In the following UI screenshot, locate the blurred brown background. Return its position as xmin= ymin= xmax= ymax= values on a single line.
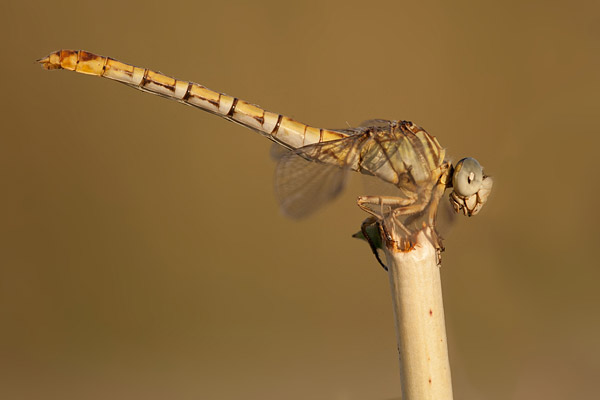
xmin=1 ymin=0 xmax=599 ymax=399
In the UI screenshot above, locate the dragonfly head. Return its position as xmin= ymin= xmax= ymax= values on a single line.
xmin=449 ymin=157 xmax=493 ymax=216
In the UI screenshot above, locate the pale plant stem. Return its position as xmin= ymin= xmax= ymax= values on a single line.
xmin=383 ymin=228 xmax=453 ymax=400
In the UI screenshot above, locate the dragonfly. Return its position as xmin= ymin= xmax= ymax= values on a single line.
xmin=38 ymin=50 xmax=493 ymax=259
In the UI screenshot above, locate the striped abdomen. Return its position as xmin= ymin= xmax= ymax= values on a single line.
xmin=38 ymin=50 xmax=346 ymax=150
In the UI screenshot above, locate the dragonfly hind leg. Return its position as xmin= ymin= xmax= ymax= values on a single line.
xmin=357 ymin=195 xmax=429 ymax=251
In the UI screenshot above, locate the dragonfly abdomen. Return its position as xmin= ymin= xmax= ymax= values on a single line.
xmin=38 ymin=50 xmax=346 ymax=150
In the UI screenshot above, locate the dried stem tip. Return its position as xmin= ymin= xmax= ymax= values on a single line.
xmin=383 ymin=227 xmax=453 ymax=400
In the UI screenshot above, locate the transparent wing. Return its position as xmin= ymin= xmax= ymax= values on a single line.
xmin=361 ymin=172 xmax=404 ymax=197
xmin=274 ymin=137 xmax=362 ymax=219
xmin=358 ymin=119 xmax=396 ymax=128
xmin=269 ymin=142 xmax=292 ymax=161
xmin=274 ymin=153 xmax=348 ymax=218
xmin=330 ymin=120 xmax=394 ymax=136
xmin=328 ymin=126 xmax=369 ymax=137
xmin=436 ymin=194 xmax=458 ymax=238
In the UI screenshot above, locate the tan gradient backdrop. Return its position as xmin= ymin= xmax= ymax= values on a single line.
xmin=2 ymin=1 xmax=599 ymax=399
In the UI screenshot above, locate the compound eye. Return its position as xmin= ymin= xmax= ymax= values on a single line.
xmin=452 ymin=157 xmax=483 ymax=197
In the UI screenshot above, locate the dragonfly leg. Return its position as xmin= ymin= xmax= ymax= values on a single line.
xmin=357 ymin=195 xmax=428 ymax=251
xmin=357 ymin=195 xmax=416 ymax=219
xmin=398 ymin=179 xmax=449 ymax=264
xmin=357 ymin=195 xmax=416 ymax=236
xmin=425 ymin=180 xmax=450 ymax=259
xmin=389 ymin=200 xmax=431 ymax=250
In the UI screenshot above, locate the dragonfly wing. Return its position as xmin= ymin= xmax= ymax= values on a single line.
xmin=274 ymin=153 xmax=348 ymax=218
xmin=361 ymin=172 xmax=404 ymax=197
xmin=436 ymin=193 xmax=458 ymax=238
xmin=358 ymin=119 xmax=395 ymax=128
xmin=274 ymin=137 xmax=361 ymax=219
xmin=269 ymin=142 xmax=292 ymax=161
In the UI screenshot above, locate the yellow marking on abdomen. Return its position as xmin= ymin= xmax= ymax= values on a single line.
xmin=231 ymin=100 xmax=265 ymax=131
xmin=76 ymin=51 xmax=107 ymax=75
xmin=274 ymin=117 xmax=309 ymax=148
xmin=104 ymin=59 xmax=145 ymax=85
xmin=185 ymin=84 xmax=220 ymax=111
xmin=141 ymin=70 xmax=178 ymax=97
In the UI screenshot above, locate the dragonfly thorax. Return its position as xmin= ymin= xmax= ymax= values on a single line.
xmin=356 ymin=121 xmax=446 ymax=196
